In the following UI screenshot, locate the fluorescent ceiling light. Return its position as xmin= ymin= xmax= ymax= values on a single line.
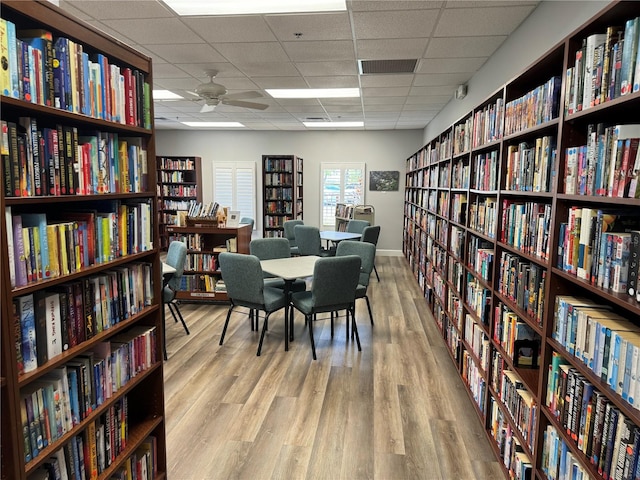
xmin=181 ymin=121 xmax=245 ymax=128
xmin=303 ymin=121 xmax=363 ymax=128
xmin=162 ymin=0 xmax=346 ymax=16
xmin=153 ymin=90 xmax=184 ymax=100
xmin=266 ymin=88 xmax=360 ymax=99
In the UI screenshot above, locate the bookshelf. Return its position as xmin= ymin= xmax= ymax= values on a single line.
xmin=156 ymin=155 xmax=202 ymax=250
xmin=262 ymin=154 xmax=303 ymax=238
xmin=0 ymin=2 xmax=166 ymax=479
xmin=334 ymin=203 xmax=375 ymax=231
xmin=403 ymin=3 xmax=640 ymax=479
xmin=166 ymin=223 xmax=251 ymax=302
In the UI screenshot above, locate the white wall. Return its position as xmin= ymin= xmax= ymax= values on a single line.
xmin=156 ymin=129 xmax=423 ymax=252
xmin=423 ymin=0 xmax=611 ymax=143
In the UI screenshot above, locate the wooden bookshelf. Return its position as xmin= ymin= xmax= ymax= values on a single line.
xmin=156 ymin=155 xmax=202 ymax=250
xmin=165 ymin=223 xmax=251 ymax=302
xmin=403 ymin=2 xmax=640 ymax=479
xmin=0 ymin=2 xmax=166 ymax=479
xmin=262 ymin=154 xmax=303 ymax=238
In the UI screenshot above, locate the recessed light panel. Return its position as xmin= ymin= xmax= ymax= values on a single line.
xmin=162 ymin=0 xmax=346 ymax=16
xmin=266 ymin=88 xmax=360 ymax=99
xmin=303 ymin=121 xmax=363 ymax=128
xmin=181 ymin=121 xmax=245 ymax=128
xmin=153 ymin=90 xmax=184 ymax=100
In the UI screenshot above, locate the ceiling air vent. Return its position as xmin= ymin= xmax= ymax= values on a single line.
xmin=358 ymin=59 xmax=418 ymax=75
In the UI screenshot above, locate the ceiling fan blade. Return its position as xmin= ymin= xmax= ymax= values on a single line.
xmin=222 ymin=99 xmax=269 ymax=110
xmin=222 ymin=91 xmax=263 ymax=100
xmin=200 ymin=103 xmax=216 ymax=113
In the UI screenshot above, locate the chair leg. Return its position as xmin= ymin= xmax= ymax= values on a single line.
xmin=373 ymin=264 xmax=380 ymax=282
xmin=257 ymin=311 xmax=271 ymax=356
xmin=170 ymin=301 xmax=190 ymax=335
xmin=351 ymin=306 xmax=361 ymax=351
xmin=365 ymin=295 xmax=374 ymax=325
xmin=167 ymin=302 xmax=179 ymax=324
xmin=219 ymin=305 xmax=235 ymax=345
xmin=307 ymin=314 xmax=317 ymax=360
xmin=249 ymin=309 xmax=254 ymax=331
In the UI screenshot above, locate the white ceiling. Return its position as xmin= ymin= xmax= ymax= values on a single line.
xmin=58 ymin=0 xmax=539 ymax=131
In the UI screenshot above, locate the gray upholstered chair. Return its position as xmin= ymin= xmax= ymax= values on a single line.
xmin=218 ymin=252 xmax=289 ymax=356
xmin=361 ymin=225 xmax=381 ymax=282
xmin=163 ymin=241 xmax=189 ymax=335
xmin=290 ymin=255 xmax=361 ymax=360
xmin=240 ymin=217 xmax=254 ymax=230
xmin=294 ymin=225 xmax=332 ymax=257
xmin=346 ymin=219 xmax=370 ymax=234
xmin=335 ymin=240 xmax=376 ymax=325
xmin=283 ymin=219 xmax=304 ymax=255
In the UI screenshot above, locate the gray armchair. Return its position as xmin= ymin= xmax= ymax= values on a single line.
xmin=346 ymin=219 xmax=370 ymax=234
xmin=283 ymin=219 xmax=304 ymax=256
xmin=240 ymin=217 xmax=255 ymax=230
xmin=361 ymin=225 xmax=381 ymax=281
xmin=163 ymin=241 xmax=189 ymax=335
xmin=336 ymin=240 xmax=376 ymax=325
xmin=290 ymin=255 xmax=361 ymax=360
xmin=218 ymin=252 xmax=289 ymax=356
xmin=294 ymin=225 xmax=332 ymax=257
xmin=250 ymin=237 xmax=307 ymax=293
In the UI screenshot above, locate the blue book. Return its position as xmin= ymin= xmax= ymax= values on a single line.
xmin=21 ymin=213 xmax=50 ymax=280
xmin=6 ymin=19 xmax=20 ymax=98
xmin=18 ymin=294 xmax=38 ymax=373
xmin=620 ymin=18 xmax=639 ymax=96
xmin=66 ymin=367 xmax=80 ymax=426
xmin=53 ymin=37 xmax=67 ymax=110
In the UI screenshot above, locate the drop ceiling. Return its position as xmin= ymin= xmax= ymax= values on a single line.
xmin=58 ymin=0 xmax=539 ymax=131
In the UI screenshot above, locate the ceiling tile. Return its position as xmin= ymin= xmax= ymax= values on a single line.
xmin=351 ymin=1 xmax=444 ymax=11
xmin=425 ymin=35 xmax=507 ymax=58
xmin=407 ymin=95 xmax=451 ymax=105
xmin=236 ymin=62 xmax=301 ymax=77
xmin=362 ymin=86 xmax=411 ymax=97
xmin=364 ymin=104 xmax=406 ymax=112
xmin=174 ymin=63 xmax=245 ymax=78
xmin=446 ymin=1 xmax=538 ymax=8
xmin=64 ymin=1 xmax=173 ymax=19
xmin=360 ymin=74 xmax=415 ymax=88
xmin=252 ymin=77 xmax=308 ymax=89
xmin=305 ymin=76 xmax=359 ymax=88
xmin=282 ymin=41 xmax=356 ymax=62
xmin=409 ymin=85 xmax=456 ymax=96
xmin=215 ymin=42 xmax=291 ymax=63
xmin=101 ymin=18 xmax=202 ymax=44
xmin=363 ymin=97 xmax=406 ymax=105
xmin=296 ymin=61 xmax=358 ymax=76
xmin=417 ymin=57 xmax=487 ymax=74
xmin=357 ymin=39 xmax=428 ymax=60
xmin=323 ymin=105 xmax=364 ymax=113
xmin=145 ymin=44 xmax=226 ymax=64
xmin=265 ymin=13 xmax=352 ymax=41
xmin=413 ymin=72 xmax=472 ymax=86
xmin=318 ymin=97 xmax=362 ymax=106
xmin=435 ymin=5 xmax=536 ymax=37
xmin=353 ymin=10 xmax=439 ymax=39
xmin=153 ymin=63 xmax=193 ymax=79
xmin=182 ymin=16 xmax=277 ymax=43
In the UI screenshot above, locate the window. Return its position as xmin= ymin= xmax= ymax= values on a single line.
xmin=213 ymin=162 xmax=256 ymax=228
xmin=320 ymin=163 xmax=365 ymax=228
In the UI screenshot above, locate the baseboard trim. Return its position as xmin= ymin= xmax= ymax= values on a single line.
xmin=377 ymin=249 xmax=403 ymax=257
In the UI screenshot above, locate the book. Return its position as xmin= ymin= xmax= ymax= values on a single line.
xmin=620 ymin=17 xmax=639 ymax=96
xmin=18 ymin=293 xmax=38 ymax=373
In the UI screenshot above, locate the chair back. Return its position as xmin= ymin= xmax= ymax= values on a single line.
xmin=165 ymin=241 xmax=187 ymax=290
xmin=346 ymin=219 xmax=370 ymax=234
xmin=218 ymin=253 xmax=266 ymax=308
xmin=283 ymin=219 xmax=304 ymax=247
xmin=335 ymin=240 xmax=375 ymax=287
xmin=361 ymin=225 xmax=380 ymax=246
xmin=240 ymin=217 xmax=254 ymax=230
xmin=311 ymin=255 xmax=361 ymax=311
xmin=294 ymin=225 xmax=322 ymax=256
xmin=250 ymin=237 xmax=291 ymax=260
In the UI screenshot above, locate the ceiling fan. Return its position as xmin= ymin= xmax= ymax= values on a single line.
xmin=190 ymin=70 xmax=268 ymax=112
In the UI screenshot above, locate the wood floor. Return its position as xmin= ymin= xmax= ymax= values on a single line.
xmin=162 ymin=256 xmax=504 ymax=479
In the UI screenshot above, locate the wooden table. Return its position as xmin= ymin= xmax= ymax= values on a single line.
xmin=260 ymin=255 xmax=320 ymax=350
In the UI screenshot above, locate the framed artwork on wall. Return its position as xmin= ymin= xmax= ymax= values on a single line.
xmin=369 ymin=171 xmax=399 ymax=191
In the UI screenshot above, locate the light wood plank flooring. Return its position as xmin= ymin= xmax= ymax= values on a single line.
xmin=163 ymin=256 xmax=504 ymax=479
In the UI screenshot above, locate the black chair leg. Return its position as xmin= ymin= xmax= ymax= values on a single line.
xmin=257 ymin=312 xmax=271 ymax=356
xmin=351 ymin=306 xmax=361 ymax=351
xmin=170 ymin=301 xmax=190 ymax=335
xmin=307 ymin=314 xmax=317 ymax=360
xmin=373 ymin=264 xmax=380 ymax=282
xmin=219 ymin=306 xmax=235 ymax=345
xmin=249 ymin=309 xmax=254 ymax=331
xmin=365 ymin=295 xmax=374 ymax=325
